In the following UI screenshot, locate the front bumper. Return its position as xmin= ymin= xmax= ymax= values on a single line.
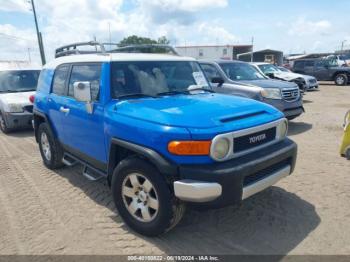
xmin=174 ymin=138 xmax=297 ymax=208
xmin=3 ymin=112 xmax=33 ymax=129
xmin=263 ymin=98 xmax=304 ymax=119
xmin=305 ymin=82 xmax=319 ymax=90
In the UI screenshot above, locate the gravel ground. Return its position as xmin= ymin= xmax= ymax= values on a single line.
xmin=0 ymin=82 xmax=349 ymax=255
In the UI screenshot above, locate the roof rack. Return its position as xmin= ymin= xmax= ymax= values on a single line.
xmin=111 ymin=44 xmax=179 ymax=56
xmin=55 ymin=42 xmax=179 ymax=58
xmin=55 ymin=41 xmax=109 ymax=58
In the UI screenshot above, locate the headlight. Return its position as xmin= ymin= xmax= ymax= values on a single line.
xmin=277 ymin=119 xmax=288 ymax=139
xmin=261 ymin=88 xmax=282 ymax=99
xmin=211 ymin=137 xmax=230 ymax=160
xmin=7 ymin=104 xmax=24 ymax=113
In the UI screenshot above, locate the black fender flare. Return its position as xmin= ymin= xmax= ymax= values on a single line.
xmin=107 ymin=138 xmax=178 ymax=183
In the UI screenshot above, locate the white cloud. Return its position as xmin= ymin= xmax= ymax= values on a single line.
xmin=143 ymin=0 xmax=227 ymax=12
xmin=0 ymin=0 xmax=234 ymax=63
xmin=0 ymin=24 xmax=39 ymax=61
xmin=288 ymin=18 xmax=332 ymax=37
xmin=0 ymin=0 xmax=30 ymax=13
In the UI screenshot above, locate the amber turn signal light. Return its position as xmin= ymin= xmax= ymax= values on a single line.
xmin=168 ymin=141 xmax=211 ymax=156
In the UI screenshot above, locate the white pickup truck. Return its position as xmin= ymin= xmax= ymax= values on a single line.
xmin=0 ymin=67 xmax=41 ymax=133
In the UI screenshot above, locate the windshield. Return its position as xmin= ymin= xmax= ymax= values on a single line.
xmin=258 ymin=64 xmax=281 ymax=75
xmin=111 ymin=61 xmax=209 ymax=98
xmin=0 ymin=70 xmax=40 ymax=93
xmin=219 ymin=62 xmax=266 ymax=81
xmin=278 ymin=67 xmax=290 ymax=72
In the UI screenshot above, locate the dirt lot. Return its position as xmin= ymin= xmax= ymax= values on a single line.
xmin=0 ymin=82 xmax=349 ymax=255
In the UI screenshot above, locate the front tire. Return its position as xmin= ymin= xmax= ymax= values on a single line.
xmin=335 ymin=74 xmax=348 ymax=86
xmin=111 ymin=157 xmax=185 ymax=236
xmin=38 ymin=123 xmax=64 ymax=169
xmin=0 ymin=113 xmax=10 ymax=134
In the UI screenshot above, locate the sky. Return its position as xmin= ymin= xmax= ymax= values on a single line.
xmin=0 ymin=0 xmax=350 ymax=64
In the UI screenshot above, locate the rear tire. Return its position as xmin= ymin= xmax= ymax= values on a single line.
xmin=0 ymin=113 xmax=10 ymax=134
xmin=38 ymin=122 xmax=64 ymax=169
xmin=345 ymin=148 xmax=350 ymax=160
xmin=111 ymin=157 xmax=185 ymax=236
xmin=334 ymin=74 xmax=348 ymax=86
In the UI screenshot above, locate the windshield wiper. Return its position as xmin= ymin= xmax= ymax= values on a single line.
xmin=0 ymin=90 xmax=18 ymax=93
xmin=116 ymin=93 xmax=157 ymax=100
xmin=156 ymin=91 xmax=188 ymax=96
xmin=187 ymin=86 xmax=214 ymax=93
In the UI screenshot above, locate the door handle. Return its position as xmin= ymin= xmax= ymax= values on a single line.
xmin=59 ymin=106 xmax=70 ymax=114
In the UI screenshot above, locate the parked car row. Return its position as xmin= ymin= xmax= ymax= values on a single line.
xmin=199 ymin=60 xmax=304 ymax=120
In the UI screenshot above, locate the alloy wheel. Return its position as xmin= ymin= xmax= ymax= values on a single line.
xmin=122 ymin=173 xmax=159 ymax=222
xmin=0 ymin=114 xmax=6 ymax=131
xmin=41 ymin=132 xmax=51 ymax=161
xmin=336 ymin=76 xmax=345 ymax=85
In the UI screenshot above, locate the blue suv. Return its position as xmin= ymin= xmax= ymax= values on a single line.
xmin=33 ymin=42 xmax=297 ymax=236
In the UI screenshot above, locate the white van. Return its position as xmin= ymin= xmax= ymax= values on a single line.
xmin=0 ymin=66 xmax=41 ymax=133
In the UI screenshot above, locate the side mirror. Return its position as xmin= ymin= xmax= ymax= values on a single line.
xmin=73 ymin=81 xmax=93 ymax=114
xmin=211 ymin=77 xmax=224 ymax=87
xmin=324 ymin=64 xmax=329 ymax=69
xmin=265 ymin=73 xmax=275 ymax=78
xmin=73 ymin=81 xmax=92 ymax=102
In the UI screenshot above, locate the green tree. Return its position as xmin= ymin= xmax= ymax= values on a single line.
xmin=157 ymin=36 xmax=170 ymax=45
xmin=118 ymin=35 xmax=170 ymax=47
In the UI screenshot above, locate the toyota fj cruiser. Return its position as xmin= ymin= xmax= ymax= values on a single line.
xmin=33 ymin=42 xmax=297 ymax=236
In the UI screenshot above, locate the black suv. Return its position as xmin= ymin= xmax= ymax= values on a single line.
xmin=292 ymin=58 xmax=350 ymax=86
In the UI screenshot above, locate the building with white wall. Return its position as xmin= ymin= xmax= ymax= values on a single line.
xmin=175 ymin=45 xmax=252 ymax=60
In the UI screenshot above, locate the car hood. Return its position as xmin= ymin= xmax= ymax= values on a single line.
xmin=237 ymin=79 xmax=298 ymax=89
xmin=0 ymin=91 xmax=35 ymax=106
xmin=271 ymin=71 xmax=305 ymax=81
xmin=300 ymin=74 xmax=317 ymax=81
xmin=113 ymin=93 xmax=282 ymax=129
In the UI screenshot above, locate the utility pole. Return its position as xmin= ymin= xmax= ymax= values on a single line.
xmin=108 ymin=22 xmax=112 ymax=44
xmin=251 ymin=37 xmax=254 ymax=62
xmin=27 ymin=48 xmax=32 ymax=63
xmin=30 ymin=0 xmax=46 ymax=65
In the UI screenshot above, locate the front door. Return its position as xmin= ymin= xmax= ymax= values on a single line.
xmin=60 ymin=63 xmax=107 ymax=169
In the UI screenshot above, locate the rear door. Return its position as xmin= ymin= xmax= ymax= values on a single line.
xmin=313 ymin=60 xmax=330 ymax=80
xmin=303 ymin=60 xmax=315 ymax=75
xmin=60 ymin=63 xmax=107 ymax=169
xmin=47 ymin=64 xmax=70 ymax=142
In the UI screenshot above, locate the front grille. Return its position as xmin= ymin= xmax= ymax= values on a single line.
xmin=308 ymin=79 xmax=317 ymax=84
xmin=282 ymin=88 xmax=299 ymax=102
xmin=23 ymin=105 xmax=33 ymax=113
xmin=243 ymin=158 xmax=291 ymax=187
xmin=234 ymin=127 xmax=276 ymax=153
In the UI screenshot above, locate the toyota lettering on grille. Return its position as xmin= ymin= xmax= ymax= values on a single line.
xmin=249 ymin=133 xmax=267 ymax=144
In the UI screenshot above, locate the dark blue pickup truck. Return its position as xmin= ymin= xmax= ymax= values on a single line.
xmin=33 ymin=43 xmax=297 ymax=236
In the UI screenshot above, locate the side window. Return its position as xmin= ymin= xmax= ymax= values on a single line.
xmin=315 ymin=60 xmax=325 ymax=68
xmin=200 ymin=64 xmax=221 ymax=81
xmin=52 ymin=65 xmax=69 ymax=95
xmin=68 ymin=64 xmax=101 ymax=101
xmin=305 ymin=61 xmax=315 ymax=67
xmin=294 ymin=61 xmax=304 ymax=70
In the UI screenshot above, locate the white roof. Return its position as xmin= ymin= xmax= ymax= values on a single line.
xmin=44 ymin=53 xmax=196 ymax=70
xmin=251 ymin=62 xmax=270 ymax=65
